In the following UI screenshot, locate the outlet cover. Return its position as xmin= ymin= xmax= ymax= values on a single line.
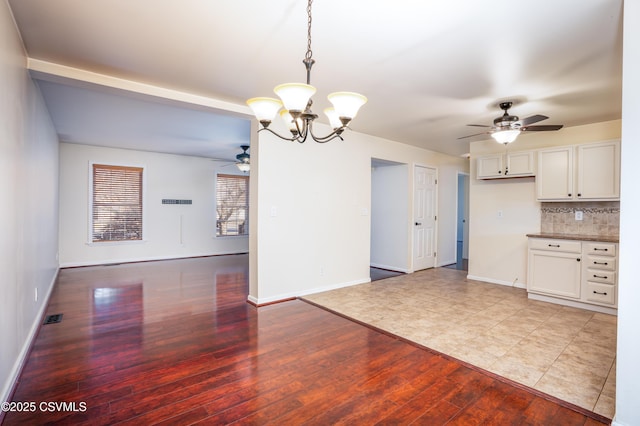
xmin=575 ymin=211 xmax=584 ymax=221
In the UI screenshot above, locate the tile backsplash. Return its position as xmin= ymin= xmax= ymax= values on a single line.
xmin=540 ymin=201 xmax=620 ymax=237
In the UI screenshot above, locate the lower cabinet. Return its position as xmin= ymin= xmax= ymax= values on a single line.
xmin=527 ymin=238 xmax=618 ymax=310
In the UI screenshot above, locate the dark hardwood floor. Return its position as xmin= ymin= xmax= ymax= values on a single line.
xmin=3 ymin=255 xmax=608 ymax=425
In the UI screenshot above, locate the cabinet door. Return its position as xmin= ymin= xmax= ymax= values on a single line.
xmin=577 ymin=140 xmax=620 ymax=200
xmin=537 ymin=147 xmax=573 ymax=200
xmin=477 ymin=154 xmax=504 ymax=179
xmin=506 ymin=151 xmax=535 ymax=177
xmin=528 ymin=250 xmax=581 ymax=299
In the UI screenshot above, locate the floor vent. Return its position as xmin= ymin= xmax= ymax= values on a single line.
xmin=43 ymin=314 xmax=63 ymax=325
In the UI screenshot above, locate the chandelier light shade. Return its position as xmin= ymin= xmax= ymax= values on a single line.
xmin=246 ymin=0 xmax=366 ymax=143
xmin=273 ymin=83 xmax=317 ymax=114
xmin=491 ymin=129 xmax=521 ymax=144
xmin=323 ymin=108 xmax=342 ymax=130
xmin=328 ymin=92 xmax=368 ymax=122
xmin=246 ymin=97 xmax=283 ymax=126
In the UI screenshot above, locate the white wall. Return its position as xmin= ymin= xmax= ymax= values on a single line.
xmin=371 ymin=163 xmax=409 ymax=272
xmin=0 ymin=2 xmax=60 ymax=407
xmin=249 ymin=121 xmax=469 ymax=304
xmin=615 ymin=1 xmax=640 ymax=423
xmin=59 ymin=143 xmax=248 ymax=266
xmin=468 ymin=120 xmax=621 ymax=287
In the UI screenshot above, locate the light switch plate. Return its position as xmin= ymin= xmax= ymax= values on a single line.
xmin=575 ymin=211 xmax=584 ymax=221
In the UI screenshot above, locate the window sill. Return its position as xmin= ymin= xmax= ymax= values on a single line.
xmin=86 ymin=239 xmax=147 ymax=246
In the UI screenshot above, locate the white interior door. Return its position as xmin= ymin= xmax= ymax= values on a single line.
xmin=413 ymin=165 xmax=437 ymax=270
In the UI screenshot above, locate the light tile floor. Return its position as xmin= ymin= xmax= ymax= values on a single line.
xmin=303 ymin=267 xmax=617 ymax=419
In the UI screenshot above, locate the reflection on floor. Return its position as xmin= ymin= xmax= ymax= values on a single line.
xmin=304 ymin=267 xmax=617 ymax=420
xmin=370 ymin=267 xmax=403 ymax=281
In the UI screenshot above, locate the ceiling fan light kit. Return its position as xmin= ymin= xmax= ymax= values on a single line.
xmin=460 ymin=101 xmax=563 ymax=144
xmin=246 ymin=0 xmax=366 ymax=144
xmin=491 ymin=129 xmax=521 ymax=144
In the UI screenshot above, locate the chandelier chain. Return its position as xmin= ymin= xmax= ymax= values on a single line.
xmin=305 ymin=0 xmax=313 ymax=61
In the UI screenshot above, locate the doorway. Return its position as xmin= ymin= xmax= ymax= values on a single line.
xmin=370 ymin=159 xmax=409 ymax=278
xmin=448 ymin=172 xmax=469 ymax=271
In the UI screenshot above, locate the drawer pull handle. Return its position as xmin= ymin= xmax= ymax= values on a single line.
xmin=548 ymin=244 xmax=560 ymax=248
xmin=593 ymin=261 xmax=608 ymax=266
xmin=593 ymin=290 xmax=608 ymax=296
xmin=593 ymin=274 xmax=608 ymax=279
xmin=594 ymin=248 xmax=609 ymax=252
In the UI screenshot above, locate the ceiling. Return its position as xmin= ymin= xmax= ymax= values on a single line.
xmin=8 ymin=0 xmax=624 ymax=159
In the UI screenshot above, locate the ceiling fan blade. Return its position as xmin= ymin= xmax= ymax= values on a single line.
xmin=457 ymin=132 xmax=489 ymax=140
xmin=518 ymin=114 xmax=548 ymax=126
xmin=521 ymin=124 xmax=564 ymax=132
xmin=466 ymin=124 xmax=491 ymax=128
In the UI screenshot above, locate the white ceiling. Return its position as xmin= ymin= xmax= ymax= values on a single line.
xmin=8 ymin=0 xmax=623 ymax=159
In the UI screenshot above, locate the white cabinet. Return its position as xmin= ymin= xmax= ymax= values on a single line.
xmin=527 ymin=237 xmax=619 ymax=311
xmin=477 ymin=151 xmax=535 ymax=179
xmin=536 ymin=147 xmax=573 ymax=200
xmin=582 ymin=242 xmax=618 ymax=307
xmin=537 ymin=140 xmax=620 ymax=201
xmin=528 ymin=239 xmax=582 ymax=299
xmin=577 ymin=140 xmax=620 ymax=200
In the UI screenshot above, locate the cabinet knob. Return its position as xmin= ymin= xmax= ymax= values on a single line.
xmin=568 ymin=193 xmax=572 ymax=197
xmin=498 ymin=170 xmax=502 ymax=174
xmin=577 ymin=193 xmax=582 ymax=197
xmin=577 ymin=258 xmax=581 ymax=262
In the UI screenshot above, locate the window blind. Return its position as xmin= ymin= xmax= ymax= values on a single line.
xmin=216 ymin=174 xmax=249 ymax=236
xmin=92 ymin=164 xmax=143 ymax=242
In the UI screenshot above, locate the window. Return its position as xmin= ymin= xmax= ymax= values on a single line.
xmin=216 ymin=174 xmax=249 ymax=237
xmin=92 ymin=164 xmax=143 ymax=242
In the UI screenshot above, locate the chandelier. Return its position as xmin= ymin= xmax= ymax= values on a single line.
xmin=246 ymin=0 xmax=367 ymax=143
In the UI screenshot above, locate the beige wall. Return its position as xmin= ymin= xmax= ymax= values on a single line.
xmin=468 ymin=119 xmax=621 ymax=287
xmin=249 ymin=120 xmax=469 ymax=304
xmin=59 ymin=143 xmax=249 ymax=266
xmin=0 ymin=2 xmax=60 ymax=406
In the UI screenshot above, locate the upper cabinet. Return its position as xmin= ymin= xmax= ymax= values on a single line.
xmin=476 ymin=151 xmax=535 ymax=179
xmin=537 ymin=140 xmax=620 ymax=201
xmin=576 ymin=140 xmax=620 ymax=200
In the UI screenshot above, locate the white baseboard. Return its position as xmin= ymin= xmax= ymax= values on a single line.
xmin=370 ymin=263 xmax=410 ymax=273
xmin=466 ymin=274 xmax=527 ymax=290
xmin=1 ymin=267 xmax=59 ymax=406
xmin=247 ymin=277 xmax=371 ymax=306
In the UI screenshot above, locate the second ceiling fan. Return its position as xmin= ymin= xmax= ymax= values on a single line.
xmin=459 ymin=101 xmax=564 ymax=144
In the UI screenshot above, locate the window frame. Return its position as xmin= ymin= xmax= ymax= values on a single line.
xmin=215 ymin=173 xmax=249 ymax=238
xmin=88 ymin=162 xmax=147 ymax=245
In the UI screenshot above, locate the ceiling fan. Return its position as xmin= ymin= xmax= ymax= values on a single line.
xmin=458 ymin=102 xmax=564 ymax=144
xmin=234 ymin=145 xmax=250 ymax=172
xmin=210 ymin=145 xmax=250 ymax=172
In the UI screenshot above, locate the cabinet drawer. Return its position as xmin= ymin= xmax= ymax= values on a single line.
xmin=586 ymin=269 xmax=616 ymax=284
xmin=585 ymin=282 xmax=616 ymax=305
xmin=587 ymin=256 xmax=616 ymax=271
xmin=585 ymin=242 xmax=617 ymax=257
xmin=529 ymin=239 xmax=581 ymax=253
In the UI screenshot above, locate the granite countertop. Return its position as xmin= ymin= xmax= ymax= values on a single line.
xmin=526 ymin=233 xmax=619 ymax=243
